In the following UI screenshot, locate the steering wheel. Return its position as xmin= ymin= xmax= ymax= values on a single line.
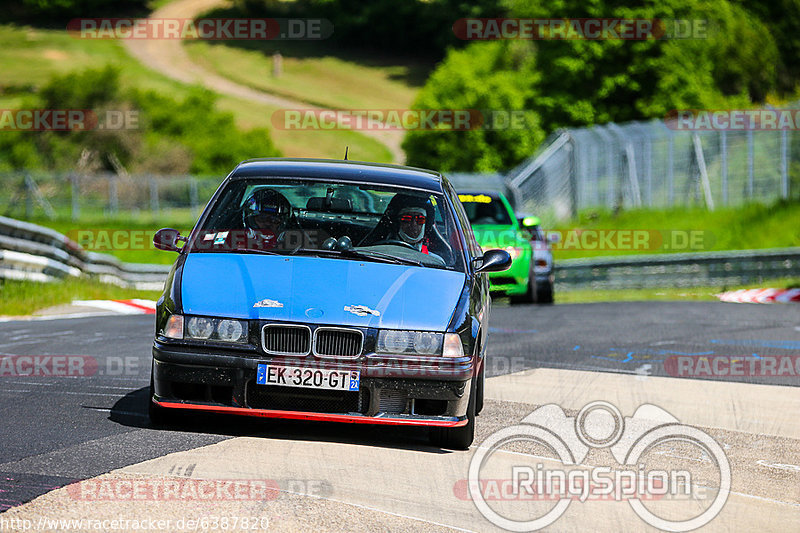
xmin=375 ymin=239 xmax=417 ymax=250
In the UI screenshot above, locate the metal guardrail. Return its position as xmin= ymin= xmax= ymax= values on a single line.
xmin=2 ymin=216 xmax=797 ymax=293
xmin=555 ymin=247 xmax=800 ymax=290
xmin=0 ymin=216 xmax=170 ymax=291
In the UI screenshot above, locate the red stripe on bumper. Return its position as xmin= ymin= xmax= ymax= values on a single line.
xmin=154 ymin=400 xmax=468 ymax=427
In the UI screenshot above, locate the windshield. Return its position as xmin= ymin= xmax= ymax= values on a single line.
xmin=190 ymin=178 xmax=466 ymax=271
xmin=458 ymin=193 xmax=513 ymax=226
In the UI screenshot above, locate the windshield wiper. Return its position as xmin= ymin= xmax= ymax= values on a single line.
xmin=342 ymin=248 xmax=423 ymax=266
xmin=291 ymin=247 xmax=422 ymax=266
xmin=229 ymin=247 xmax=281 ymax=255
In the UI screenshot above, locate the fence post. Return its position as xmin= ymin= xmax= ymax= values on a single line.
xmin=747 ymin=130 xmax=754 ymax=199
xmin=624 ymin=143 xmax=642 ymax=207
xmin=108 ymin=175 xmax=118 ymax=214
xmin=149 ymin=177 xmax=159 ymax=213
xmin=25 ymin=173 xmax=34 ymax=218
xmin=71 ymin=174 xmax=80 ymax=221
xmin=567 ymin=135 xmax=578 ymax=218
xmin=780 ymin=129 xmax=789 ymax=199
xmin=190 ymin=177 xmax=199 ymax=217
xmin=667 ymin=131 xmax=674 ymax=206
xmin=692 ymin=133 xmax=714 ymax=211
xmin=720 ymin=131 xmax=728 ymax=205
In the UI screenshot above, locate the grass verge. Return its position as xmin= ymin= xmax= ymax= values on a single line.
xmin=185 ymin=40 xmax=426 ymax=111
xmin=0 ymin=24 xmax=391 ymax=162
xmin=552 ymin=200 xmax=800 ymax=261
xmin=0 ymin=278 xmax=162 ymax=317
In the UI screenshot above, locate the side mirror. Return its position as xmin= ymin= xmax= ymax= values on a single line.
xmin=473 ymin=249 xmax=512 ymax=273
xmin=547 ymin=231 xmax=560 ymax=244
xmin=154 ymin=228 xmax=185 ymax=252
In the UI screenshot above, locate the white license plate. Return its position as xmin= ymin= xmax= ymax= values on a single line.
xmin=256 ymin=364 xmax=360 ymax=391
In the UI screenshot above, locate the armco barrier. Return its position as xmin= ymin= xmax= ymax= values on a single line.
xmin=555 ymin=247 xmax=800 ymax=290
xmin=0 ymin=216 xmax=170 ymax=291
xmin=3 ymin=216 xmax=798 ymax=292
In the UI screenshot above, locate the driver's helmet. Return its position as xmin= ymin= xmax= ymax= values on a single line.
xmin=396 ymin=206 xmax=427 ymax=244
xmin=242 ymin=189 xmax=292 ymax=238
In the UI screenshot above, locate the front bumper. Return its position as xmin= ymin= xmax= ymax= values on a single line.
xmin=488 ymin=253 xmax=531 ymax=295
xmin=152 ymin=342 xmax=473 ymax=427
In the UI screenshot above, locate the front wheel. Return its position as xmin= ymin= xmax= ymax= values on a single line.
xmin=536 ymin=280 xmax=554 ymax=304
xmin=430 ymin=380 xmax=476 ymax=450
xmin=511 ymin=268 xmax=536 ymax=304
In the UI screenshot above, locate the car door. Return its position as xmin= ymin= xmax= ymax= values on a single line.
xmin=443 ymin=181 xmax=490 ymax=358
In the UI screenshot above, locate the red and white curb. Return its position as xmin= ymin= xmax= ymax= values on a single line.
xmin=717 ymin=288 xmax=800 ymax=304
xmin=0 ymin=299 xmax=157 ymax=322
xmin=71 ymin=299 xmax=156 ymax=314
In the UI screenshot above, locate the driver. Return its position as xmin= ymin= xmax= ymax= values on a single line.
xmin=242 ymin=188 xmax=292 ymax=249
xmin=396 ymin=206 xmax=429 ymax=252
xmin=390 ymin=202 xmax=443 ymax=262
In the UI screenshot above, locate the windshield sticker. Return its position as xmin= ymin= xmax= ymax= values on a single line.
xmin=213 ymin=231 xmax=229 ymax=244
xmin=458 ymin=194 xmax=492 ymax=203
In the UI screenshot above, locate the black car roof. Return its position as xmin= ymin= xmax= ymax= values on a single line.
xmin=230 ymin=158 xmax=445 ymax=193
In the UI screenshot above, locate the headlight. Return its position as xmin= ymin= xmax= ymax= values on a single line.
xmin=184 ymin=316 xmax=248 ymax=343
xmin=217 ymin=319 xmax=245 ymax=342
xmin=377 ymin=330 xmax=443 ymax=356
xmin=187 ymin=317 xmax=214 ymax=339
xmin=504 ymin=246 xmax=523 ymax=260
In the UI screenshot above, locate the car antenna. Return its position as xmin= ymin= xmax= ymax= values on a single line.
xmin=343 ymin=146 xmax=349 ymax=160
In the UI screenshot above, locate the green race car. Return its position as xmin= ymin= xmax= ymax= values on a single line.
xmin=457 ymin=191 xmax=549 ymax=303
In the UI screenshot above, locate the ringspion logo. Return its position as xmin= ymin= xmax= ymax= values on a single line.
xmin=466 ymin=401 xmax=730 ymax=531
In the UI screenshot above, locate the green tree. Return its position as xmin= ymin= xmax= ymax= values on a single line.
xmin=405 ymin=0 xmax=780 ymax=171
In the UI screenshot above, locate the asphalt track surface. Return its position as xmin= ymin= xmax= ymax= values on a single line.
xmin=0 ymin=301 xmax=798 ymax=531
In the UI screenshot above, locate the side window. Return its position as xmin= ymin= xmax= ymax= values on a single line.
xmin=444 ymin=182 xmax=480 ymax=257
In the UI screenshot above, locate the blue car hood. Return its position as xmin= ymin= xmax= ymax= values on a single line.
xmin=180 ymin=253 xmax=466 ymax=331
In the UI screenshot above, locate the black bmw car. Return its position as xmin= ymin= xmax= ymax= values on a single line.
xmin=150 ymin=158 xmax=511 ymax=449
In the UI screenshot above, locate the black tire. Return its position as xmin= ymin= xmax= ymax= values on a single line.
xmin=536 ymin=281 xmax=554 ymax=304
xmin=475 ymin=361 xmax=485 ymax=415
xmin=430 ymin=379 xmax=476 ymax=450
xmin=511 ymin=269 xmax=536 ymax=304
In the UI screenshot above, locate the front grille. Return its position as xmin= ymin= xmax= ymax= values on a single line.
xmin=246 ymin=383 xmax=369 ymax=414
xmin=262 ymin=325 xmax=311 ymax=355
xmin=313 ymin=328 xmax=363 ymax=358
xmin=491 ymin=276 xmax=516 ymax=286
